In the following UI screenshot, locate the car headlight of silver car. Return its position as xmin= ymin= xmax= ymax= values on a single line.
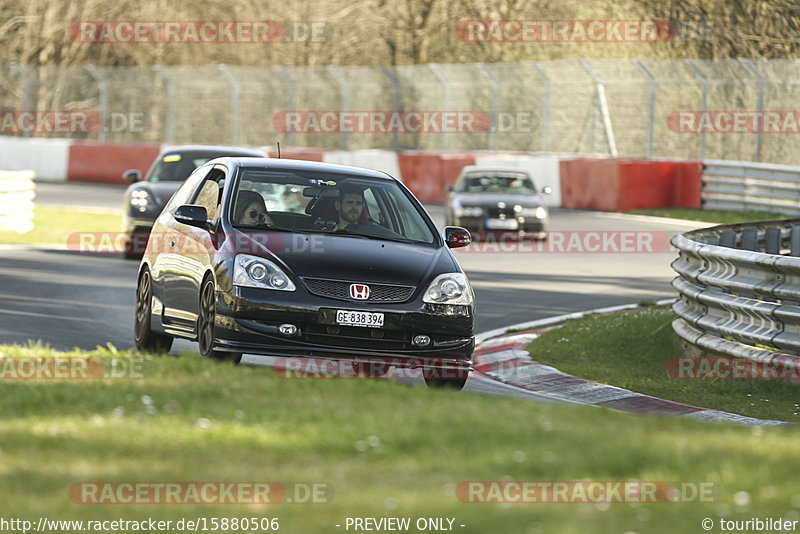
xmin=423 ymin=273 xmax=473 ymax=306
xmin=518 ymin=206 xmax=548 ymax=219
xmin=233 ymin=254 xmax=296 ymax=291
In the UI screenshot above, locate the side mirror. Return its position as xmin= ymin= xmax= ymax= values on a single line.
xmin=174 ymin=204 xmax=211 ymax=231
xmin=445 ymin=185 xmax=454 ymax=192
xmin=542 ymin=186 xmax=552 ymax=195
xmin=444 ymin=226 xmax=471 ymax=249
xmin=123 ymin=169 xmax=142 ymax=183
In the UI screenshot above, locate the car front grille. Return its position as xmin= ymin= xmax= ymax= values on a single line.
xmin=301 ymin=277 xmax=415 ymax=303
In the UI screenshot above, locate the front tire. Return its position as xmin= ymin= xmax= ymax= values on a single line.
xmin=198 ymin=278 xmax=242 ymax=364
xmin=134 ymin=269 xmax=173 ymax=353
xmin=423 ymin=362 xmax=469 ymax=391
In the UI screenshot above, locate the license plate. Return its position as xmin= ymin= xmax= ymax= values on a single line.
xmin=486 ymin=218 xmax=519 ymax=230
xmin=336 ymin=310 xmax=384 ymax=328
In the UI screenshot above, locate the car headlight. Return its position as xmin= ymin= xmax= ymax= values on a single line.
xmin=519 ymin=206 xmax=548 ymax=219
xmin=457 ymin=206 xmax=483 ymax=217
xmin=233 ymin=254 xmax=296 ymax=291
xmin=130 ymin=190 xmax=156 ymax=212
xmin=423 ymin=273 xmax=473 ymax=305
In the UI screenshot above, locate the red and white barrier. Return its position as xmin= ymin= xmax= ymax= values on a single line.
xmin=0 ymin=137 xmax=706 ymax=209
xmin=0 ymin=136 xmax=70 ymax=182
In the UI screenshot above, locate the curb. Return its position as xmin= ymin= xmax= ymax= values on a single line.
xmin=473 ymin=301 xmax=794 ymax=427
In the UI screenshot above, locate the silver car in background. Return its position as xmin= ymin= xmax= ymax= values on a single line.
xmin=445 ymin=166 xmax=551 ymax=239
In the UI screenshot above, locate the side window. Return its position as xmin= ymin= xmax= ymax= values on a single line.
xmin=166 ymin=164 xmax=212 ymax=212
xmin=191 ymin=167 xmax=227 ymax=222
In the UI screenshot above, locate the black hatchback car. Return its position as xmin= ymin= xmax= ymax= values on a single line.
xmin=134 ymin=157 xmax=475 ymax=388
xmin=122 ymin=145 xmax=268 ymax=258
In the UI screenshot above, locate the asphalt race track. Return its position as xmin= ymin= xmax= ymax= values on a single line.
xmin=2 ymin=182 xmax=708 ymax=367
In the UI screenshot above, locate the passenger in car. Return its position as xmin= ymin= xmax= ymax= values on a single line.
xmin=234 ymin=190 xmax=273 ymax=225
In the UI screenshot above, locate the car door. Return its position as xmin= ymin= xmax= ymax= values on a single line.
xmin=153 ymin=163 xmax=213 ymax=329
xmin=166 ymin=165 xmax=228 ymax=330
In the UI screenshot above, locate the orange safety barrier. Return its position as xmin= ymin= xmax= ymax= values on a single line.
xmin=67 ymin=142 xmax=162 ymax=185
xmin=560 ymin=158 xmax=702 ymax=211
xmin=398 ymin=152 xmax=476 ymax=203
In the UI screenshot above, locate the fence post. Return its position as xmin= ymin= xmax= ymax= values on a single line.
xmin=685 ymin=59 xmax=708 ymax=160
xmin=154 ymin=67 xmax=175 ymax=143
xmin=529 ymin=62 xmax=550 ymax=152
xmin=738 ymin=58 xmax=764 ymax=163
xmin=380 ymin=66 xmax=401 ymax=152
xmin=278 ymin=68 xmax=297 ymax=147
xmin=579 ymin=58 xmax=618 ymax=157
xmin=86 ymin=66 xmax=107 ymax=142
xmin=218 ymin=64 xmax=240 ymax=146
xmin=477 ymin=63 xmax=498 ymax=150
xmin=9 ymin=63 xmax=31 ymax=138
xmin=634 ymin=59 xmax=656 ymax=159
xmin=428 ymin=63 xmax=450 ymax=150
xmin=326 ymin=66 xmax=349 ymax=150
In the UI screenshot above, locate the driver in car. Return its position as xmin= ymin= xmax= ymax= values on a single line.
xmin=334 ymin=188 xmax=366 ymax=230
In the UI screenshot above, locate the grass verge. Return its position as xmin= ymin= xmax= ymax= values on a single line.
xmin=625 ymin=207 xmax=792 ymax=225
xmin=0 ymin=342 xmax=799 ymax=533
xmin=525 ymin=306 xmax=800 ymax=422
xmin=0 ymin=206 xmax=121 ymax=245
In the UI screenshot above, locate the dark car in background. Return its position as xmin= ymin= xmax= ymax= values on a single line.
xmin=134 ymin=157 xmax=476 ymax=389
xmin=445 ymin=165 xmax=551 ymax=239
xmin=122 ymin=145 xmax=268 ymax=258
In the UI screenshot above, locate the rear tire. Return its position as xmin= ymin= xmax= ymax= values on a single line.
xmin=134 ymin=269 xmax=173 ymax=353
xmin=198 ymin=277 xmax=242 ymax=364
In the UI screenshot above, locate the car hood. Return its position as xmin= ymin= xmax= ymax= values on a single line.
xmin=232 ymin=231 xmax=458 ymax=288
xmin=453 ymin=193 xmax=544 ymax=207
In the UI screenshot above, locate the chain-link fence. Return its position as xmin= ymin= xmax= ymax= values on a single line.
xmin=4 ymin=58 xmax=800 ymax=164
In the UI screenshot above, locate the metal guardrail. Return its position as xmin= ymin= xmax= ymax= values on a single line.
xmin=671 ymin=218 xmax=800 ymax=372
xmin=0 ymin=170 xmax=35 ymax=233
xmin=703 ymin=160 xmax=800 ymax=215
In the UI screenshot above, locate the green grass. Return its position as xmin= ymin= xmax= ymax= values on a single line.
xmin=0 ymin=206 xmax=121 ymax=245
xmin=1 ymin=342 xmax=799 ymax=533
xmin=525 ymin=306 xmax=800 ymax=422
xmin=626 ymin=207 xmax=793 ymax=224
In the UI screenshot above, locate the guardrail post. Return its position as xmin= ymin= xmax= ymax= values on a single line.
xmin=791 ymin=226 xmax=800 ymax=256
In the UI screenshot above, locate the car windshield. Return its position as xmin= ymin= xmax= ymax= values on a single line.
xmin=458 ymin=173 xmax=537 ymax=194
xmin=232 ymin=169 xmax=437 ymax=244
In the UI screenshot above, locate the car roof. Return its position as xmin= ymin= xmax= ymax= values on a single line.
xmin=458 ymin=165 xmax=532 ymax=176
xmin=159 ymin=145 xmax=268 ymax=157
xmin=209 ymin=157 xmax=398 ymax=181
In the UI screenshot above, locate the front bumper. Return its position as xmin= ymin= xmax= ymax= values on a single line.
xmin=214 ymin=285 xmax=475 ymax=364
